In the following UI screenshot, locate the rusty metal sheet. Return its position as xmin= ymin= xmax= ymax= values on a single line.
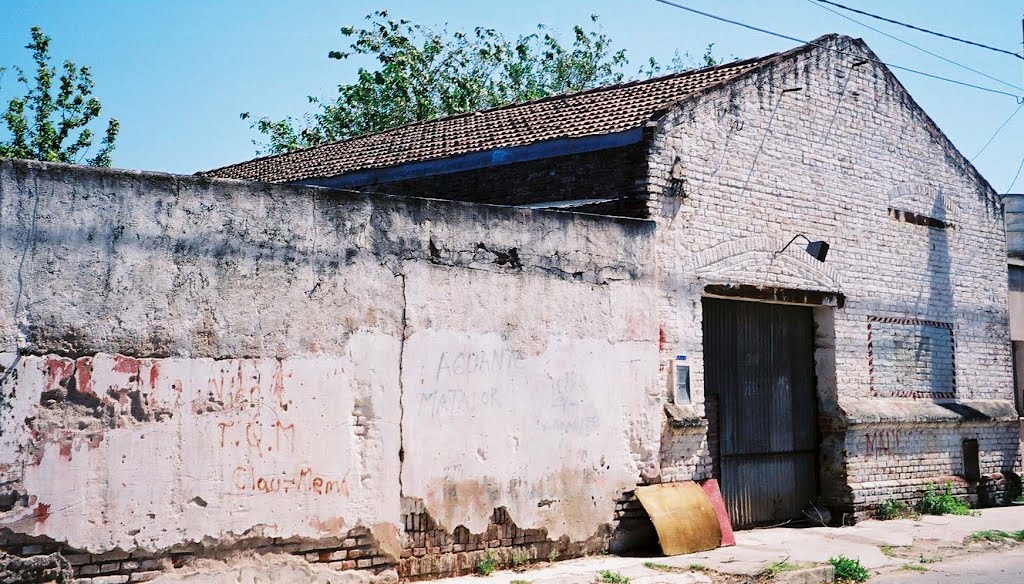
xmin=703 ymin=299 xmax=819 ymax=528
xmin=634 ymin=482 xmax=721 ymax=555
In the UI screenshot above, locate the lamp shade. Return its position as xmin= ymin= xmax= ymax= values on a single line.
xmin=805 ymin=240 xmax=829 ymax=262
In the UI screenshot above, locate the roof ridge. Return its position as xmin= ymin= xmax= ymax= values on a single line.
xmin=201 ymin=54 xmax=778 ymax=177
xmin=642 ymin=33 xmax=848 ymax=125
xmin=459 ymin=51 xmax=781 ymax=115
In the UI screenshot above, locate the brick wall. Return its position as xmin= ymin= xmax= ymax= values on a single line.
xmin=355 ymin=144 xmax=649 ymax=215
xmin=845 ymin=422 xmax=1022 ymax=513
xmin=646 ymin=35 xmax=1019 ymax=514
xmin=0 ymin=525 xmax=396 ymax=583
xmin=398 ymin=500 xmax=606 ymax=579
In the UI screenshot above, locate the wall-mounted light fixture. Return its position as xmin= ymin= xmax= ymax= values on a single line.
xmin=777 ymin=234 xmax=830 ymax=262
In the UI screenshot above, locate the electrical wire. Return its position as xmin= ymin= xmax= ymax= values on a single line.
xmin=741 ymin=87 xmax=798 ymax=199
xmin=815 ymin=0 xmax=1024 ymax=61
xmin=806 ymin=0 xmax=1024 ymax=93
xmin=1008 ymin=155 xmax=1024 ymax=194
xmin=820 ymin=60 xmax=864 ymax=146
xmin=649 ymin=0 xmax=1024 ymax=100
xmin=972 ymin=101 xmax=1024 ymax=162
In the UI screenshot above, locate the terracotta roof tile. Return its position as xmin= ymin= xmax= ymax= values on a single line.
xmin=203 ymin=51 xmax=781 ymax=183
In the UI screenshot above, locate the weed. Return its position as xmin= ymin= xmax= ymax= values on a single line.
xmin=642 ymin=562 xmax=672 ymax=572
xmin=876 ymin=499 xmax=918 ymax=520
xmin=476 ymin=551 xmax=498 ymax=576
xmin=759 ymin=560 xmax=801 ymax=578
xmin=966 ymin=529 xmax=1024 ymax=543
xmin=510 ymin=550 xmax=531 ymax=570
xmin=642 ymin=562 xmax=708 ymax=573
xmin=879 ymin=546 xmax=897 ymax=558
xmin=901 ymin=564 xmax=928 ymax=572
xmin=510 ymin=581 xmax=531 ymax=584
xmin=597 ymin=570 xmax=629 ymax=584
xmin=918 ymin=555 xmax=941 ymax=564
xmin=915 ymin=483 xmax=973 ymax=516
xmin=547 ymin=549 xmax=559 ymax=563
xmin=828 ymin=556 xmax=869 ymax=583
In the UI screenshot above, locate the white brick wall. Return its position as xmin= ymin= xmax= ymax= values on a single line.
xmin=646 ymin=35 xmax=1019 ymax=510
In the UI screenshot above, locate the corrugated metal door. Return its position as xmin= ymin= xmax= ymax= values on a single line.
xmin=703 ymin=298 xmax=818 ymax=528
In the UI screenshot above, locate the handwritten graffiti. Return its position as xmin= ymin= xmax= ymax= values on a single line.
xmin=865 ymin=430 xmax=901 ymax=456
xmin=550 ymin=373 xmax=580 ymax=410
xmin=435 ymin=348 xmax=524 ymax=381
xmin=217 ymin=419 xmax=296 ymax=454
xmin=193 ymin=360 xmax=290 ymax=416
xmin=233 ymin=465 xmax=350 ymax=496
xmin=417 ymin=386 xmax=500 ymax=417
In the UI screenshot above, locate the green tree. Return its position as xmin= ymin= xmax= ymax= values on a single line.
xmin=244 ymin=12 xmax=720 ymax=154
xmin=0 ymin=27 xmax=119 ymax=166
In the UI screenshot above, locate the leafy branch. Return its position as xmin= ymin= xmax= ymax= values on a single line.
xmin=1 ymin=27 xmax=119 ymax=166
xmin=243 ymin=12 xmax=721 ymax=155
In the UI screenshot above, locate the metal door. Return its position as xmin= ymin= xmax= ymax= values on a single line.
xmin=703 ymin=298 xmax=818 ymax=528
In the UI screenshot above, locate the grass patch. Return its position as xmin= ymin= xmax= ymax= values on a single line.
xmin=510 ymin=581 xmax=531 ymax=584
xmin=900 ymin=564 xmax=928 ymax=572
xmin=642 ymin=562 xmax=674 ymax=572
xmin=547 ymin=549 xmax=559 ymax=563
xmin=879 ymin=545 xmax=900 ymax=558
xmin=642 ymin=562 xmax=707 ymax=573
xmin=511 ymin=550 xmax=530 ymax=569
xmin=917 ymin=555 xmax=941 ymax=564
xmin=966 ymin=529 xmax=1024 ymax=543
xmin=916 ymin=483 xmax=974 ymax=516
xmin=828 ymin=556 xmax=869 ymax=583
xmin=759 ymin=560 xmax=801 ymax=578
xmin=876 ymin=499 xmax=919 ymax=520
xmin=598 ymin=571 xmax=629 ymax=584
xmin=476 ymin=551 xmax=498 ymax=576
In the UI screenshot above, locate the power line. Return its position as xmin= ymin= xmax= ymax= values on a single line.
xmin=815 ymin=0 xmax=1024 ymax=61
xmin=1007 ymin=153 xmax=1024 ymax=191
xmin=972 ymin=101 xmax=1024 ymax=161
xmin=649 ymin=0 xmax=1024 ymax=100
xmin=740 ymin=87 xmax=800 ymax=199
xmin=806 ymin=0 xmax=1024 ymax=93
xmin=820 ymin=60 xmax=865 ymax=146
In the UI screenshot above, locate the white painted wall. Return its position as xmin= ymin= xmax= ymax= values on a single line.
xmin=1 ymin=348 xmax=400 ymax=552
xmin=399 ymin=263 xmax=661 ymax=541
xmin=0 ymin=159 xmax=657 ymax=557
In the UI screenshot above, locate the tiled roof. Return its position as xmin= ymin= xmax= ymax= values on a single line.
xmin=203 ymin=50 xmax=787 ymax=183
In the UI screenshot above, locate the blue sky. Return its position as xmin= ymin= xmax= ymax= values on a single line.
xmin=2 ymin=1 xmax=1023 ymax=192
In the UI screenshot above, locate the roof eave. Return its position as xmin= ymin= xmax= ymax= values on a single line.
xmin=290 ymin=127 xmax=645 ymax=190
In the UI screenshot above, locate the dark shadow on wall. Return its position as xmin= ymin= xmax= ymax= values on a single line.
xmin=928 ymin=192 xmax=1021 ymax=504
xmin=927 ymin=192 xmax=953 ymax=392
xmin=927 ymin=192 xmax=956 ymax=485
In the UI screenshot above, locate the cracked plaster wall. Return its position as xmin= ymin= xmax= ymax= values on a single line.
xmin=0 ymin=159 xmax=658 ymax=558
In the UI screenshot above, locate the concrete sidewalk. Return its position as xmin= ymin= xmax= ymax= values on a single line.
xmin=435 ymin=506 xmax=1024 ymax=584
